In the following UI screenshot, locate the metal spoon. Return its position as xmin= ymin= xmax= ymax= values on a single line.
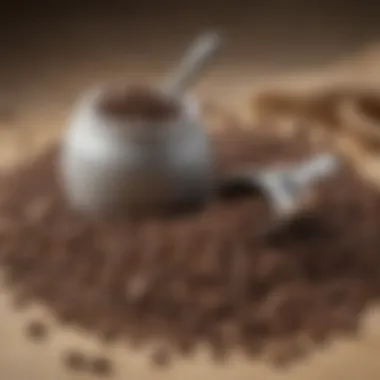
xmin=223 ymin=153 xmax=341 ymax=218
xmin=163 ymin=31 xmax=222 ymax=96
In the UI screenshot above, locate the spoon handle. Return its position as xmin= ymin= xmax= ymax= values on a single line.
xmin=293 ymin=153 xmax=340 ymax=187
xmin=164 ymin=32 xmax=222 ymax=95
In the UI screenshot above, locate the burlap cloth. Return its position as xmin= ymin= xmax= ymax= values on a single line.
xmin=2 ymin=45 xmax=380 ymax=380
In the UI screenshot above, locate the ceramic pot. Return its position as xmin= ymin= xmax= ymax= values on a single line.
xmin=60 ymin=85 xmax=215 ymax=217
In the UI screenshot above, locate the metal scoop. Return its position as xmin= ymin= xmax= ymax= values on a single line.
xmin=223 ymin=153 xmax=341 ymax=218
xmin=164 ymin=32 xmax=222 ymax=96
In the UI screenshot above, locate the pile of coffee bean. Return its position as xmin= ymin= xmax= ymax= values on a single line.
xmin=0 ymin=126 xmax=378 ymax=367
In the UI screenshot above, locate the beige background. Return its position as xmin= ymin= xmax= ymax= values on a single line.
xmin=2 ymin=3 xmax=380 ymax=379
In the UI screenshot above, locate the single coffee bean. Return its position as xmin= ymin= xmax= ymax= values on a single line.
xmin=90 ymin=356 xmax=114 ymax=377
xmin=24 ymin=320 xmax=48 ymax=342
xmin=63 ymin=351 xmax=87 ymax=372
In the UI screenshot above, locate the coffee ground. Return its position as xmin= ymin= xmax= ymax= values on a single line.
xmin=98 ymin=85 xmax=180 ymax=122
xmin=0 ymin=125 xmax=378 ymax=367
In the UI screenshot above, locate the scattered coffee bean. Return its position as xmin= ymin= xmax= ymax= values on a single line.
xmin=90 ymin=356 xmax=114 ymax=377
xmin=151 ymin=345 xmax=172 ymax=368
xmin=25 ymin=320 xmax=48 ymax=342
xmin=63 ymin=350 xmax=87 ymax=372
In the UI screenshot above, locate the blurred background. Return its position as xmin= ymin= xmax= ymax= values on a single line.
xmin=0 ymin=0 xmax=379 ymax=130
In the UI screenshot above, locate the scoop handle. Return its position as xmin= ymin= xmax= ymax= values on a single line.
xmin=164 ymin=32 xmax=222 ymax=95
xmin=293 ymin=153 xmax=340 ymax=187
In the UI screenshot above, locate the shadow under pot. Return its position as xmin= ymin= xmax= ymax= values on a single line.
xmin=59 ymin=85 xmax=216 ymax=218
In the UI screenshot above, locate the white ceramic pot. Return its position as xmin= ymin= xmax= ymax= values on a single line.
xmin=59 ymin=86 xmax=215 ymax=217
